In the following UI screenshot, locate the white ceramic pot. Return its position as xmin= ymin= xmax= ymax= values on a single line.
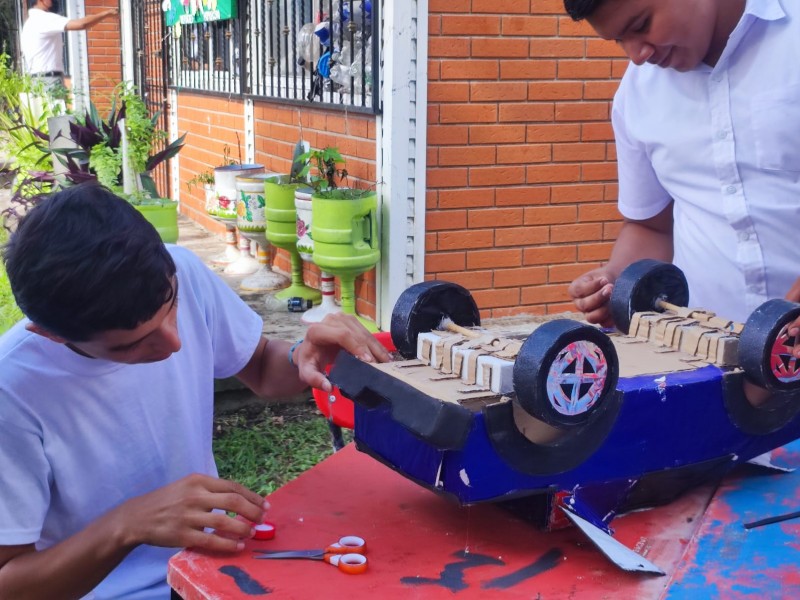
xmin=235 ymin=175 xmax=267 ymax=235
xmin=212 ymin=164 xmax=264 ymax=219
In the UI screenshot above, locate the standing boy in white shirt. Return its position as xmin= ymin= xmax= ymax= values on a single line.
xmin=566 ymin=0 xmax=800 ymax=349
xmin=21 ymin=0 xmax=118 ymax=93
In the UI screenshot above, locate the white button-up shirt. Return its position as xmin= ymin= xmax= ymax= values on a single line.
xmin=612 ymin=0 xmax=799 ymax=323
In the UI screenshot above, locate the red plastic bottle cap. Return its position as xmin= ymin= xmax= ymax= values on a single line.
xmin=253 ymin=521 xmax=276 ymax=540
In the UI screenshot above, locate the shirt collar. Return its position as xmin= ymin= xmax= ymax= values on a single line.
xmin=713 ymin=0 xmax=787 ymax=72
xmin=745 ymin=0 xmax=786 ymax=22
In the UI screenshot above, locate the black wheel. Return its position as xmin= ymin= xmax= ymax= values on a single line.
xmin=513 ymin=320 xmax=619 ymax=428
xmin=610 ymin=259 xmax=689 ymax=335
xmin=739 ymin=299 xmax=800 ymax=391
xmin=390 ymin=281 xmax=480 ymax=358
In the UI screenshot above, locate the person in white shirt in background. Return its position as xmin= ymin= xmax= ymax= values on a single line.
xmin=21 ymin=0 xmax=118 ymax=95
xmin=564 ymin=0 xmax=800 ymax=358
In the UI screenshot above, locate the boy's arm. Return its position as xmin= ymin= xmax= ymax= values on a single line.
xmin=236 ymin=313 xmax=392 ymax=398
xmin=0 ymin=474 xmax=266 ymax=600
xmin=568 ymin=203 xmax=674 ymax=327
xmin=64 ymin=8 xmax=118 ymax=32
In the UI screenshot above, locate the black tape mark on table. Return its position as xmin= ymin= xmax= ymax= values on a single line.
xmin=482 ymin=548 xmax=563 ymax=590
xmin=400 ymin=550 xmax=505 ymax=592
xmin=219 ymin=565 xmax=272 ymax=595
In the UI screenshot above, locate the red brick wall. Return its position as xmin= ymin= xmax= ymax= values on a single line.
xmin=84 ymin=0 xmax=121 ymax=110
xmin=426 ymin=0 xmax=627 ymax=319
xmin=177 ymin=93 xmax=247 ymax=234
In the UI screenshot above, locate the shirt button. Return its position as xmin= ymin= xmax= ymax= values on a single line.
xmin=725 ymin=185 xmax=737 ymax=194
xmin=716 ymin=130 xmax=728 ymax=140
xmin=738 ymin=231 xmax=750 ymax=242
xmin=711 ymin=74 xmax=722 ymax=82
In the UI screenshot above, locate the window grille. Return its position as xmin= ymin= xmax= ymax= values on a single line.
xmin=168 ymin=1 xmax=381 ymax=114
xmin=170 ymin=18 xmax=241 ymax=94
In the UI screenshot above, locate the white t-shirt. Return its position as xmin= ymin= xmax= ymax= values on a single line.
xmin=612 ymin=0 xmax=800 ymax=323
xmin=21 ymin=8 xmax=69 ymax=74
xmin=0 ymin=246 xmax=263 ymax=599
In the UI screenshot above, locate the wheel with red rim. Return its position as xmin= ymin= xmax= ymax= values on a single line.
xmin=513 ymin=320 xmax=619 ymax=428
xmin=739 ymin=299 xmax=800 ymax=391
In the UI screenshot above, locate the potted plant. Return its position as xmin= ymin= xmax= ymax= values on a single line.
xmin=303 ymin=146 xmax=379 ymax=329
xmin=263 ymin=140 xmax=322 ymax=303
xmin=52 ymin=83 xmax=186 ymax=242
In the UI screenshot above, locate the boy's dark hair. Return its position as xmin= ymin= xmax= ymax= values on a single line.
xmin=563 ymin=0 xmax=604 ymax=20
xmin=2 ymin=184 xmax=176 ymax=341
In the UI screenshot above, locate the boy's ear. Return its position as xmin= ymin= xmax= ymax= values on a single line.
xmin=25 ymin=322 xmax=68 ymax=344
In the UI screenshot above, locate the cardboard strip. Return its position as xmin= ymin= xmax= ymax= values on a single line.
xmin=495 ymin=341 xmax=523 ymax=359
xmin=429 ymin=374 xmax=461 ymax=382
xmin=420 ymin=337 xmax=433 ymax=363
xmin=440 ymin=336 xmax=464 ymax=374
xmin=465 ymin=349 xmax=490 ymax=385
xmin=392 ymin=359 xmax=428 ymax=369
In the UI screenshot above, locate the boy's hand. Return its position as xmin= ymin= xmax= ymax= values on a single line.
xmin=568 ymin=267 xmax=616 ymax=328
xmin=115 ymin=474 xmax=268 ymax=553
xmin=294 ymin=313 xmax=392 ymax=392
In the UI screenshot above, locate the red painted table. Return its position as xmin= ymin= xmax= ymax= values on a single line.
xmin=168 ymin=444 xmax=733 ymax=599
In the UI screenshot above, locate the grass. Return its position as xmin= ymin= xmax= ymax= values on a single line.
xmin=213 ymin=401 xmax=352 ymax=495
xmin=0 ymin=226 xmax=23 ymax=335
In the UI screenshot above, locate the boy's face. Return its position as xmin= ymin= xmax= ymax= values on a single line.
xmin=31 ymin=278 xmax=183 ymax=364
xmin=586 ymin=0 xmax=737 ymax=72
xmin=72 ymin=292 xmax=182 ymax=364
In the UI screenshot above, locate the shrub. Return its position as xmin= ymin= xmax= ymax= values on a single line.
xmin=0 ymin=227 xmax=23 ymax=335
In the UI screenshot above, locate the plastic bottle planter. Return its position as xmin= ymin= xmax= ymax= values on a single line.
xmin=202 ymin=183 xmax=216 ymax=214
xmin=236 ymin=176 xmax=268 ymax=234
xmin=233 ymin=174 xmax=289 ymax=290
xmin=294 ymin=187 xmax=314 ymax=261
xmin=220 ymin=175 xmax=264 ymax=277
xmin=208 ymin=164 xmax=264 ymax=267
xmin=311 ymin=189 xmax=380 ymax=331
xmin=295 ymin=186 xmax=342 ymax=324
xmin=211 ymin=164 xmax=264 ymax=219
xmin=263 ymin=176 xmax=321 ymax=304
xmin=135 ymin=201 xmax=179 ymax=244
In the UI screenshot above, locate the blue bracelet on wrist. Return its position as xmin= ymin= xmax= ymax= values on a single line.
xmin=288 ymin=339 xmax=304 ymax=368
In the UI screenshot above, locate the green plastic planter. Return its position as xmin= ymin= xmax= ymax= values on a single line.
xmin=264 ymin=176 xmax=302 ymax=247
xmin=264 ymin=176 xmax=320 ymax=303
xmin=135 ymin=201 xmax=179 ymax=244
xmin=311 ymin=189 xmax=380 ymax=322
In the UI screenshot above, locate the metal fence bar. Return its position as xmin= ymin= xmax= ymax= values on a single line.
xmin=167 ymin=0 xmax=381 ymax=114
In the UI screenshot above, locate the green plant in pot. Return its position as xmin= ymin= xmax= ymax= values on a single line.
xmin=303 ymin=146 xmax=380 ymax=330
xmin=53 ymin=83 xmax=186 ymax=243
xmin=264 ymin=141 xmax=323 ymax=303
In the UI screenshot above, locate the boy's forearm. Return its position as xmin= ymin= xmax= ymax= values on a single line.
xmin=236 ymin=337 xmax=310 ymax=400
xmin=606 ymin=221 xmax=673 ymax=279
xmin=65 ymin=9 xmax=116 ymax=32
xmin=0 ymin=506 xmax=135 ymax=600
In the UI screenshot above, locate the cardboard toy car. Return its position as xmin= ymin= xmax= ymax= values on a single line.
xmin=328 ymin=259 xmax=800 ymax=574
